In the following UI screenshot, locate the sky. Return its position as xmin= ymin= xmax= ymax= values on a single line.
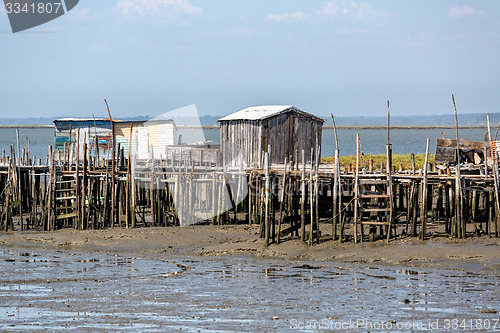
xmin=0 ymin=0 xmax=499 ymax=119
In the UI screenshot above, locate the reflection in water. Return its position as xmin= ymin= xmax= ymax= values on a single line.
xmin=0 ymin=248 xmax=498 ymax=332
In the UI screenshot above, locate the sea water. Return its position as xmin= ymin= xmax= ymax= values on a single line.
xmin=0 ymin=127 xmax=489 ymax=161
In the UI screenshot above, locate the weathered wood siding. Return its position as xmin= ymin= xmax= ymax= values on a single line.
xmin=165 ymin=145 xmax=220 ymax=166
xmin=220 ymin=111 xmax=323 ymax=169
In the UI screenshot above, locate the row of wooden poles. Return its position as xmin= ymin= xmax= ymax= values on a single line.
xmin=0 ymin=140 xmax=249 ymax=232
xmin=1 ymin=141 xmax=500 ymax=243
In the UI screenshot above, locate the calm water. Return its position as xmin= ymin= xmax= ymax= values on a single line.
xmin=0 ymin=127 xmax=489 ymax=161
xmin=0 ymin=248 xmax=498 ymax=332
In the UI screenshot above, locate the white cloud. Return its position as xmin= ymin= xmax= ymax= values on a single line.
xmin=266 ymin=12 xmax=306 ymax=22
xmin=447 ymin=6 xmax=484 ymax=18
xmin=116 ymin=0 xmax=202 ymax=21
xmin=319 ymin=0 xmax=389 ymax=21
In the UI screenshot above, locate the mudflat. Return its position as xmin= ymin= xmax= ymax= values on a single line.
xmin=1 ymin=225 xmax=499 ymax=271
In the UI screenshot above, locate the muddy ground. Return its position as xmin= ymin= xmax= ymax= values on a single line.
xmin=1 ymin=223 xmax=499 ymax=271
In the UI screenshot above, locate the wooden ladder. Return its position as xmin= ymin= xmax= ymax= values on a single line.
xmin=54 ymin=172 xmax=78 ymax=228
xmin=356 ymin=175 xmax=393 ymax=242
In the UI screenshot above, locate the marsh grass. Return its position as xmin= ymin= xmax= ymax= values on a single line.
xmin=321 ymin=153 xmax=435 ymax=171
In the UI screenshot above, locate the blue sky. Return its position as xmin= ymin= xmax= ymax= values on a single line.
xmin=0 ymin=0 xmax=499 ymax=119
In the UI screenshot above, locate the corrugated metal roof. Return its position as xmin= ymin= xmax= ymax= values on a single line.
xmin=218 ymin=105 xmax=325 ymax=122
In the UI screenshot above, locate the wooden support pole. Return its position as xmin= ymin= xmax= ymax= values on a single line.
xmin=277 ymin=158 xmax=288 ymax=244
xmin=411 ymin=153 xmax=416 ymax=175
xmin=81 ymin=143 xmax=88 ymax=230
xmin=75 ymin=129 xmax=80 ymax=229
xmin=331 ymin=114 xmax=340 ymax=241
xmin=264 ymin=152 xmax=270 ymax=247
xmin=104 ymin=98 xmax=116 ymax=228
xmin=354 ymin=133 xmax=360 ymax=243
xmin=452 ymin=94 xmax=464 ymax=238
xmin=16 ymin=129 xmax=23 ymax=231
xmin=386 ymin=144 xmax=393 ymax=242
xmin=315 ymin=149 xmax=321 ymax=244
xmin=487 ymin=114 xmax=500 ymax=237
xmin=248 ymin=172 xmax=253 ymax=225
xmin=150 ymin=146 xmax=156 ymax=226
xmin=212 ymin=171 xmax=217 ymax=225
xmin=309 ymin=148 xmax=314 ymax=245
xmin=420 ymin=138 xmax=430 ymax=240
xmin=125 ymin=123 xmax=133 ymax=229
xmin=300 ymin=149 xmax=306 ymax=242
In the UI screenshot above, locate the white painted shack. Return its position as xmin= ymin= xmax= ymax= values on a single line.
xmin=218 ymin=105 xmax=325 ymax=168
xmin=115 ymin=120 xmax=178 ymax=160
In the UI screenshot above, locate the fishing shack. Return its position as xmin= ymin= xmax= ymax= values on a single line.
xmin=218 ymin=105 xmax=325 ymax=169
xmin=114 ymin=119 xmax=179 ymax=160
xmin=55 ymin=118 xmax=180 ymax=161
xmin=54 ymin=118 xmax=117 ymax=158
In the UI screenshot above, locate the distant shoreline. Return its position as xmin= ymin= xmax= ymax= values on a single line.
xmin=323 ymin=125 xmax=488 ymax=130
xmin=0 ymin=124 xmax=489 ymax=130
xmin=0 ymin=125 xmax=55 ymax=129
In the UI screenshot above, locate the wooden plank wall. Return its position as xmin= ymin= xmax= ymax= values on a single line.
xmin=165 ymin=146 xmax=220 ymax=166
xmin=220 ymin=120 xmax=261 ymax=168
xmin=220 ymin=112 xmax=323 ymax=169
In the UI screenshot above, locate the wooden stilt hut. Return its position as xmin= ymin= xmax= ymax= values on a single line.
xmin=218 ymin=105 xmax=325 ymax=168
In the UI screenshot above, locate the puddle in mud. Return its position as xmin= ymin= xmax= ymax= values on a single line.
xmin=0 ymin=248 xmax=499 ymax=332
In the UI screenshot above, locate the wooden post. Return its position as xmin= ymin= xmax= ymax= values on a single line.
xmin=452 ymin=94 xmax=464 ymax=238
xmin=75 ymin=129 xmax=81 ymax=229
xmin=309 ymin=149 xmax=314 ymax=245
xmin=300 ymin=149 xmax=306 ymax=241
xmin=67 ymin=124 xmax=72 ymax=169
xmin=314 ymin=148 xmax=320 ymax=244
xmin=277 ymin=158 xmax=288 ymax=244
xmin=125 ymin=123 xmax=133 ymax=228
xmin=386 ymin=101 xmax=393 ymax=242
xmin=354 ymin=133 xmax=360 ymax=243
xmin=264 ymin=152 xmax=270 ymax=247
xmin=16 ymin=129 xmax=23 ymax=231
xmin=411 ymin=153 xmax=416 ymax=175
xmin=211 ymin=171 xmax=217 ymax=225
xmin=484 ymin=146 xmax=488 ymax=177
xmin=421 ymin=138 xmax=430 ymax=240
xmin=30 ymin=163 xmax=36 ymax=231
xmin=150 ymin=146 xmax=156 ymax=226
xmin=81 ymin=143 xmax=88 ymax=230
xmin=104 ymin=99 xmax=116 ymax=228
xmin=248 ymin=172 xmax=253 ymax=225
xmin=487 ymin=114 xmax=500 ymax=237
xmin=331 ymin=114 xmax=340 ymax=241
xmin=50 ymin=146 xmax=56 ymax=231
xmin=4 ymin=157 xmax=13 ymax=231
